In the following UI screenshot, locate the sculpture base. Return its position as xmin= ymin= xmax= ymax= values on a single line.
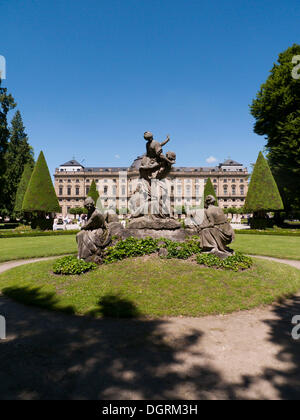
xmin=127 ymin=215 xmax=181 ymax=230
xmin=109 ymin=221 xmax=197 ymax=242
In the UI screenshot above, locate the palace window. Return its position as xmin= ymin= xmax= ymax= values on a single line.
xmin=76 ymin=187 xmax=80 ymax=196
xmin=67 ymin=187 xmax=71 ymax=196
xmin=59 ymin=187 xmax=63 ymax=196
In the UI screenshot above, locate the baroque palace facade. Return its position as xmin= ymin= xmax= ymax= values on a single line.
xmin=54 ymin=157 xmax=249 ymax=217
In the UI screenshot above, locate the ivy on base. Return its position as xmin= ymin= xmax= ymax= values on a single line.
xmin=53 ymin=256 xmax=97 ymax=275
xmin=52 ymin=237 xmax=253 ymax=275
xmin=196 ymin=252 xmax=253 ymax=272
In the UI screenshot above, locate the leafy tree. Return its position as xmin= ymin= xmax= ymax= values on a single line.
xmin=70 ymin=207 xmax=87 ymax=219
xmin=250 ymin=44 xmax=300 ymax=210
xmin=22 ymin=151 xmax=60 ymax=228
xmin=244 ymin=151 xmax=284 ymax=217
xmin=203 ymin=178 xmax=218 ymax=206
xmin=14 ymin=162 xmax=34 ymax=218
xmin=3 ymin=111 xmax=34 ymax=215
xmin=0 ymin=79 xmax=16 ymax=214
xmin=87 ymin=180 xmax=99 ymax=203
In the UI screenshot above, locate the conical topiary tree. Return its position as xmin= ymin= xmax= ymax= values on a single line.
xmin=87 ymin=180 xmax=100 ymax=202
xmin=203 ymin=177 xmax=218 ymax=206
xmin=13 ymin=162 xmax=34 ymax=218
xmin=244 ymin=151 xmax=284 ymax=219
xmin=22 ymin=151 xmax=60 ymax=229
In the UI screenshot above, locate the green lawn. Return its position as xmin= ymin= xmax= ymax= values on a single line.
xmin=0 ymin=233 xmax=299 ymax=262
xmin=1 ymin=256 xmax=300 ymax=317
xmin=0 ymin=235 xmax=77 ymax=262
xmin=233 ymin=234 xmax=300 ymax=260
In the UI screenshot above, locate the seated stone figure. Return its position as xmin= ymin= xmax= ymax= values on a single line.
xmin=198 ymin=195 xmax=235 ymax=258
xmin=76 ymin=197 xmax=111 ymax=263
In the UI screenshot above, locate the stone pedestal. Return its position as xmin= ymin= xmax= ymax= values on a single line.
xmin=108 ymin=221 xmax=198 ymax=242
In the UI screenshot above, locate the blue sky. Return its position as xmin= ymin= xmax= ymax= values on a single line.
xmin=1 ymin=0 xmax=299 ymax=176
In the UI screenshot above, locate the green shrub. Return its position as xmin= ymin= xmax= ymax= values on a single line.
xmin=162 ymin=237 xmax=202 ymax=259
xmin=104 ymin=236 xmax=203 ymax=263
xmin=31 ymin=217 xmax=54 ymax=231
xmin=104 ymin=237 xmax=159 ymax=263
xmin=196 ymin=252 xmax=253 ymax=271
xmin=103 ymin=236 xmax=252 ymax=271
xmin=53 ymin=256 xmax=97 ymax=275
xmin=249 ymin=218 xmax=275 ymax=229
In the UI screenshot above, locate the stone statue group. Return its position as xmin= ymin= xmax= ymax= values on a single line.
xmin=77 ymin=132 xmax=235 ymax=263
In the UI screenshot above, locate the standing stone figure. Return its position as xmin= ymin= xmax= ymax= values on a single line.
xmin=76 ymin=197 xmax=111 ymax=263
xmin=198 ymin=195 xmax=235 ymax=258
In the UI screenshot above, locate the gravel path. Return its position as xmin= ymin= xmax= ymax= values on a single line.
xmin=0 ymin=255 xmax=300 ymax=400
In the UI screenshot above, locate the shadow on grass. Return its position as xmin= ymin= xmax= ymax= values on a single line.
xmin=2 ymin=286 xmax=140 ymax=319
xmin=2 ymin=286 xmax=75 ymax=315
xmin=88 ymin=294 xmax=141 ymax=318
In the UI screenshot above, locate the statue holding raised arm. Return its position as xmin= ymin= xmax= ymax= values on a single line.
xmin=128 ymin=131 xmax=180 ymax=229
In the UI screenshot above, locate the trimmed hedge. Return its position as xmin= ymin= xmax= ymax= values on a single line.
xmin=2 ymin=228 xmax=300 ymax=239
xmin=234 ymin=229 xmax=300 ymax=237
xmin=0 ymin=223 xmax=19 ymax=230
xmin=203 ymin=177 xmax=218 ymax=205
xmin=0 ymin=230 xmax=78 ymax=239
xmin=22 ymin=151 xmax=60 ymax=213
xmin=244 ymin=152 xmax=283 ymax=213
